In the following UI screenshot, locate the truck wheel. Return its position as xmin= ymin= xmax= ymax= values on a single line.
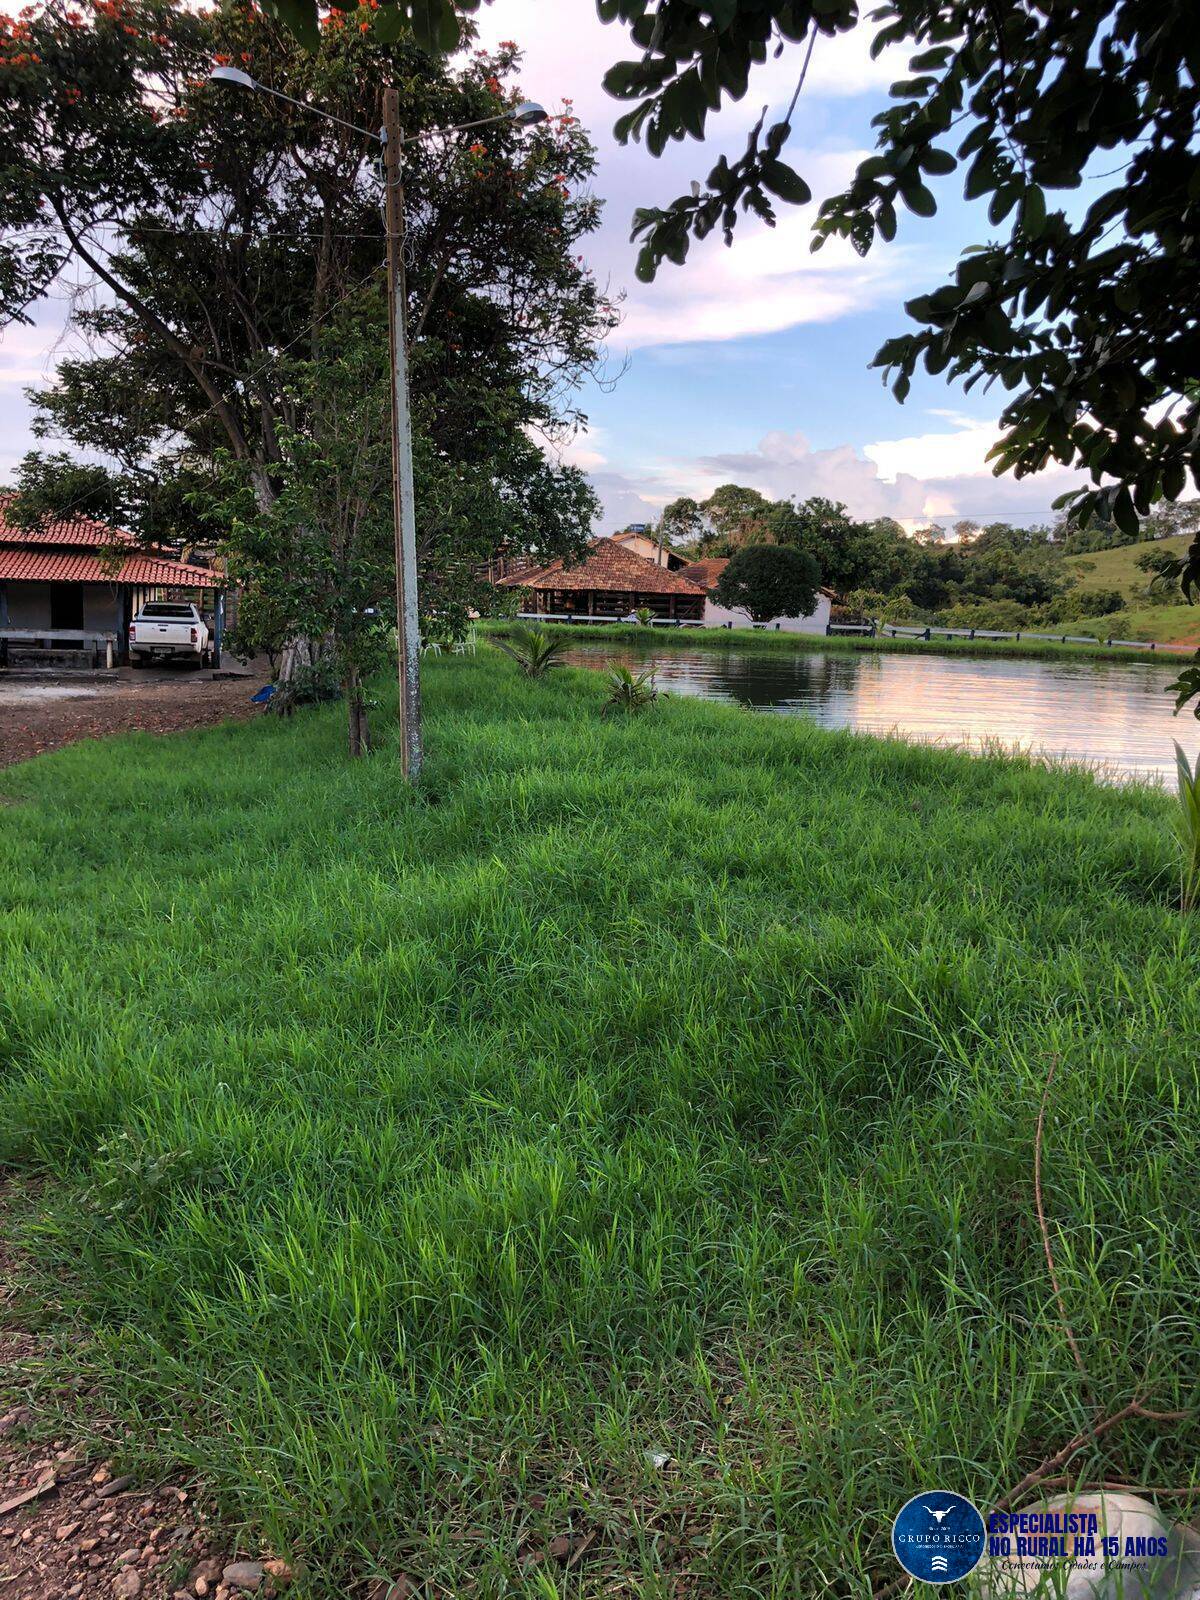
xmin=130 ymin=652 xmax=145 ymax=669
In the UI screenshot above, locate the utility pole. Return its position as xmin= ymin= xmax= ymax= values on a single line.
xmin=382 ymin=85 xmax=422 ymax=779
xmin=210 ymin=68 xmax=545 ymax=773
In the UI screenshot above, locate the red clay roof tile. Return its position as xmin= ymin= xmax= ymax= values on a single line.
xmin=0 ymin=550 xmax=221 ymax=587
xmin=497 ymin=537 xmax=706 ymax=597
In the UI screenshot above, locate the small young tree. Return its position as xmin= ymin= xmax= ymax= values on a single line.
xmin=714 ymin=545 xmax=821 ymax=624
xmin=210 ymin=316 xmax=394 ymax=757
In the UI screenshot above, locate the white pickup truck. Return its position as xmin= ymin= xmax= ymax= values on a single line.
xmin=128 ymin=602 xmax=213 ymax=667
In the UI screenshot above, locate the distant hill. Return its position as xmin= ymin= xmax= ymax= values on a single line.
xmin=1062 ymin=534 xmax=1197 ymax=645
xmin=1064 ymin=534 xmax=1191 ymax=599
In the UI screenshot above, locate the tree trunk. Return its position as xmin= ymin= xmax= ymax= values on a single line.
xmin=344 ymin=666 xmax=370 ymax=758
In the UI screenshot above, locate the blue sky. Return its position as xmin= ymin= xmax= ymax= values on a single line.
xmin=0 ymin=0 xmax=1090 ymax=530
xmin=476 ymin=0 xmax=1090 ymax=533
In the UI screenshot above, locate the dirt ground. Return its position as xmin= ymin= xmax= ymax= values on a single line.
xmin=0 ymin=664 xmax=269 ymax=769
xmin=0 ymin=1192 xmax=294 ymax=1600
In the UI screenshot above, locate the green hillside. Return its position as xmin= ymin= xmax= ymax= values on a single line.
xmin=1063 ymin=535 xmax=1197 ymax=644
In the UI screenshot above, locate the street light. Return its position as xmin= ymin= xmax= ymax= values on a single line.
xmin=209 ymin=65 xmax=547 ymax=777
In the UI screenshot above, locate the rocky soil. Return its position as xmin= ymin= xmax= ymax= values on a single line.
xmin=0 ymin=1199 xmax=290 ymax=1600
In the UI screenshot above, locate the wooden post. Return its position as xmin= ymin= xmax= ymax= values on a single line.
xmin=383 ymin=86 xmax=423 ymax=779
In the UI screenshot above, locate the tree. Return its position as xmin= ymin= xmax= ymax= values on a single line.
xmin=657 ymin=495 xmax=705 ymax=552
xmin=0 ymin=1 xmax=610 ymax=741
xmin=713 ymin=544 xmax=821 ymax=623
xmin=211 ymin=314 xmax=394 ymax=755
xmin=703 ymin=483 xmax=771 ymax=547
xmin=590 ymin=0 xmax=1200 ymax=610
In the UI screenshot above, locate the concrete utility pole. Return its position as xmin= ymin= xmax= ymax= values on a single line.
xmin=382 ymin=85 xmax=423 ymax=780
xmin=208 ymin=67 xmax=546 ymax=777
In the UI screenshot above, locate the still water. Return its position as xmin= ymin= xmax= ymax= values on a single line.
xmin=561 ymin=641 xmax=1200 ymax=784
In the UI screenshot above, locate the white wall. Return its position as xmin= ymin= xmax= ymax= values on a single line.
xmin=702 ymin=592 xmax=831 ymax=634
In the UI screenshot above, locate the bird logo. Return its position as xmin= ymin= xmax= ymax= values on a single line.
xmin=926 ymin=1506 xmax=953 ymax=1524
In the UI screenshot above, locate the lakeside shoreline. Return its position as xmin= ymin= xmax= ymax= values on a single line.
xmin=479 ymin=619 xmax=1196 ymax=668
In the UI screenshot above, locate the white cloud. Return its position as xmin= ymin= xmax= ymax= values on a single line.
xmin=474 ymin=5 xmax=919 ymax=352
xmin=0 ymin=318 xmax=68 ymax=391
xmin=613 ymin=176 xmax=925 ymax=349
xmin=694 ymin=430 xmax=930 ymax=519
xmin=591 ymin=414 xmax=1089 ymax=529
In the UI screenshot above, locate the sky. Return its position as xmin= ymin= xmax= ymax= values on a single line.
xmin=0 ymin=0 xmax=1092 ymax=532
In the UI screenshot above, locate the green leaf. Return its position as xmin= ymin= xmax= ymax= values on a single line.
xmin=1112 ymin=484 xmax=1139 ymax=537
xmin=410 ymin=0 xmax=460 ymax=52
xmin=634 ymin=242 xmax=659 ymax=284
xmin=964 ymin=151 xmax=996 ymax=200
xmin=919 ymin=146 xmax=955 ymax=175
xmin=989 ymin=184 xmax=1019 ymax=225
xmin=900 ymin=181 xmax=936 ymax=217
xmin=760 ymin=158 xmax=811 ymax=205
xmin=857 ymin=154 xmax=892 ymax=181
xmin=909 ymin=46 xmax=952 ymax=70
xmin=603 ymin=60 xmax=646 ymax=98
xmin=876 ymin=199 xmax=897 ymax=241
xmin=263 ymin=0 xmax=319 ymax=50
xmin=372 ymin=3 xmax=409 ymax=43
xmin=1019 ymin=184 xmax=1046 ymax=238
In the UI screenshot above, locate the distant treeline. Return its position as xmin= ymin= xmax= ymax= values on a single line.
xmin=647 ymin=487 xmax=1199 ymax=631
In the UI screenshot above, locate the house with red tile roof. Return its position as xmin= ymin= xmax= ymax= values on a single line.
xmin=678 ymin=558 xmax=836 ymax=634
xmin=0 ymin=498 xmax=226 ymax=662
xmin=609 ymin=527 xmax=688 ymax=571
xmin=496 ymin=536 xmax=707 ymax=621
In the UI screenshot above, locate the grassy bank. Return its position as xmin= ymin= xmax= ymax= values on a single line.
xmin=1063 ymin=534 xmax=1198 ymax=646
xmin=481 ymin=617 xmax=1194 ymax=665
xmin=1 ymin=654 xmax=1198 ymax=1597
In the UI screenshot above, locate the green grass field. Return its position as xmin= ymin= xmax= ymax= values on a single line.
xmin=1064 ymin=535 xmax=1193 ymax=598
xmin=2 ymin=654 xmax=1198 ymax=1597
xmin=1062 ymin=536 xmax=1199 ymax=646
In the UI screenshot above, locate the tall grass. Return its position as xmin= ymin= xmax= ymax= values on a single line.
xmin=1175 ymin=741 xmax=1200 ymax=912
xmin=0 ymin=652 xmax=1197 ymax=1597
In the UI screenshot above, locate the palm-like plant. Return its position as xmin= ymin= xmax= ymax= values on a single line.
xmin=493 ymin=626 xmax=569 ymax=679
xmin=601 ymin=663 xmax=660 ymax=716
xmin=1175 ymin=741 xmax=1200 ymax=913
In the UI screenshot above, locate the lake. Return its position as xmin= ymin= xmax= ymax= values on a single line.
xmin=560 ymin=640 xmax=1200 ymax=783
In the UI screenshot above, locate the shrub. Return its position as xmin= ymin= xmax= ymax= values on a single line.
xmin=880 ymin=593 xmax=919 ymax=623
xmin=1043 ymin=587 xmax=1126 ymax=623
xmin=842 ymin=588 xmax=890 ymax=622
xmin=938 ymin=600 xmax=1033 ymax=631
xmin=493 ymin=626 xmax=569 ymax=679
xmin=271 ymin=655 xmax=343 ymax=715
xmin=601 ymin=663 xmax=659 ymax=715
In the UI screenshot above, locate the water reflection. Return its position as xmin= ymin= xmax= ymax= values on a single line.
xmin=562 ymin=642 xmax=1199 ymax=783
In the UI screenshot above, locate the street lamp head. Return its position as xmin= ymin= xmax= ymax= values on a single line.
xmin=208 ymin=65 xmax=258 ymax=91
xmin=510 ymin=100 xmax=547 ymax=127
